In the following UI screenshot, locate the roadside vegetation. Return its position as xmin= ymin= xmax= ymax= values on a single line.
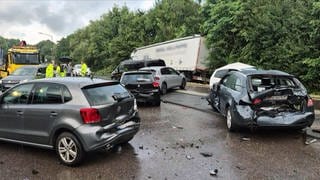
xmin=0 ymin=0 xmax=319 ymax=92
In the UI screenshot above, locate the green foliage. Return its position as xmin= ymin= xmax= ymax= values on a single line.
xmin=55 ymin=0 xmax=202 ymax=73
xmin=202 ymin=0 xmax=319 ymax=92
xmin=36 ymin=40 xmax=55 ymax=62
xmin=0 ymin=36 xmax=20 ymax=53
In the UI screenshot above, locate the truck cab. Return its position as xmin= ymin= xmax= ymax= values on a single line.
xmin=0 ymin=42 xmax=40 ymax=78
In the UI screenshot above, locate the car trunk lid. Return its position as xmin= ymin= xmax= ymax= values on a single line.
xmin=248 ymin=75 xmax=312 ymax=117
xmin=82 ymin=83 xmax=136 ymax=126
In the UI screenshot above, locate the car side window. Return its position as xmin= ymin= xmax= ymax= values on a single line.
xmin=222 ymin=75 xmax=234 ymax=88
xmin=168 ymin=68 xmax=179 ymax=75
xmin=62 ymin=86 xmax=72 ymax=102
xmin=32 ymin=84 xmax=68 ymax=104
xmin=161 ymin=68 xmax=170 ymax=75
xmin=234 ymin=77 xmax=243 ymax=92
xmin=222 ymin=74 xmax=242 ymax=92
xmin=2 ymin=84 xmax=34 ymax=104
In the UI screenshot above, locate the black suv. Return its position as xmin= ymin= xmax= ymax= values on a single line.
xmin=111 ymin=59 xmax=166 ymax=81
xmin=120 ymin=71 xmax=161 ymax=106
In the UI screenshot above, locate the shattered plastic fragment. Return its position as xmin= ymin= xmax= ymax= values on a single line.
xmin=209 ymin=169 xmax=218 ymax=176
xmin=305 ymin=139 xmax=317 ymax=145
xmin=200 ymin=152 xmax=213 ymax=157
xmin=186 ymin=155 xmax=193 ymax=160
xmin=241 ymin=137 xmax=250 ymax=141
xmin=32 ymin=169 xmax=39 ymax=175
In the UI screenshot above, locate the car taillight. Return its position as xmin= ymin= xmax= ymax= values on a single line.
xmin=154 ymin=76 xmax=160 ymax=81
xmin=252 ymin=98 xmax=262 ymax=105
xmin=307 ymin=98 xmax=314 ymax=107
xmin=152 ymin=81 xmax=159 ymax=88
xmin=80 ymin=108 xmax=101 ymax=124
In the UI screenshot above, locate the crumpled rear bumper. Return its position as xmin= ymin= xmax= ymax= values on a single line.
xmin=75 ymin=112 xmax=140 ymax=152
xmin=255 ymin=112 xmax=314 ymax=128
xmin=233 ymin=105 xmax=315 ymax=129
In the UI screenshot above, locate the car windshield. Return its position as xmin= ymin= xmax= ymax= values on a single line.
xmin=121 ymin=73 xmax=153 ymax=84
xmin=74 ymin=64 xmax=81 ymax=69
xmin=83 ymin=84 xmax=130 ymax=106
xmin=249 ymin=75 xmax=297 ymax=92
xmin=12 ymin=53 xmax=39 ymax=64
xmin=11 ymin=67 xmax=37 ymax=76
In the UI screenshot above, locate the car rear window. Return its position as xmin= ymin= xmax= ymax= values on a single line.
xmin=121 ymin=73 xmax=153 ymax=84
xmin=146 ymin=60 xmax=166 ymax=66
xmin=249 ymin=75 xmax=297 ymax=92
xmin=120 ymin=62 xmax=145 ymax=71
xmin=83 ymin=84 xmax=131 ymax=106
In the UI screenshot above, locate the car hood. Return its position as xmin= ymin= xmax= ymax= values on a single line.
xmin=2 ymin=75 xmax=35 ymax=81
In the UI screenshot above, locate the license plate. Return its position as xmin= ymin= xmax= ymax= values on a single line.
xmin=265 ymin=95 xmax=287 ymax=101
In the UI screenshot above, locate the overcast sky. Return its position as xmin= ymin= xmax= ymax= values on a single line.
xmin=0 ymin=0 xmax=155 ymax=44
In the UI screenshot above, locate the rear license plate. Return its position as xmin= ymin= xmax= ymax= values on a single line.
xmin=265 ymin=95 xmax=287 ymax=101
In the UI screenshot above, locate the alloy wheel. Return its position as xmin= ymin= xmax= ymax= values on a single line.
xmin=58 ymin=137 xmax=78 ymax=163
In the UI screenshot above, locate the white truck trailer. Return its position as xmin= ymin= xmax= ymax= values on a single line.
xmin=130 ymin=35 xmax=209 ymax=82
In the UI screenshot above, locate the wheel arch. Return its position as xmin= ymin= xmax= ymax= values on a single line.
xmin=50 ymin=126 xmax=83 ymax=149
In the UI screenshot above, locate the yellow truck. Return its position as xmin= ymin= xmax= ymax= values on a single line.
xmin=0 ymin=42 xmax=40 ymax=78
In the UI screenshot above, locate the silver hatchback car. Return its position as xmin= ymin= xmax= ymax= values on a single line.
xmin=139 ymin=66 xmax=186 ymax=94
xmin=0 ymin=77 xmax=140 ymax=166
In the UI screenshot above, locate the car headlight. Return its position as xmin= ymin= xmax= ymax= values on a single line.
xmin=0 ymin=80 xmax=2 ymax=84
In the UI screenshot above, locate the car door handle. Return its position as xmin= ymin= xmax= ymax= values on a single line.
xmin=50 ymin=112 xmax=58 ymax=117
xmin=16 ymin=111 xmax=24 ymax=116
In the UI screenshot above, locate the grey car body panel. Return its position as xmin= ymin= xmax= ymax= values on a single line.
xmin=211 ymin=70 xmax=315 ymax=129
xmin=0 ymin=77 xmax=140 ymax=152
xmin=0 ymin=104 xmax=25 ymax=140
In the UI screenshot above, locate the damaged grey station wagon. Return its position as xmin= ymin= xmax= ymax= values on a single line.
xmin=208 ymin=69 xmax=315 ymax=131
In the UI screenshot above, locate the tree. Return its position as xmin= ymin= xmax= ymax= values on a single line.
xmin=202 ymin=0 xmax=317 ymax=91
xmin=36 ymin=40 xmax=55 ymax=62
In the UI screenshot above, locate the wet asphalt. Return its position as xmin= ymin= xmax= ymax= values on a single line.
xmin=0 ymin=88 xmax=320 ymax=179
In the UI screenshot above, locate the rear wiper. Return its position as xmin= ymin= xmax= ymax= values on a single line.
xmin=112 ymin=92 xmax=130 ymax=102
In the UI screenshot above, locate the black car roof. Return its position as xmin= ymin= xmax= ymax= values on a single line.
xmin=123 ymin=71 xmax=152 ymax=74
xmin=30 ymin=77 xmax=117 ymax=88
xmin=121 ymin=59 xmax=164 ymax=64
xmin=236 ymin=69 xmax=292 ymax=76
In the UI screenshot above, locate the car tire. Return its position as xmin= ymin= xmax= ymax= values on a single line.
xmin=180 ymin=79 xmax=186 ymax=89
xmin=153 ymin=96 xmax=161 ymax=106
xmin=161 ymin=83 xmax=167 ymax=95
xmin=56 ymin=132 xmax=85 ymax=166
xmin=226 ymin=107 xmax=237 ymax=132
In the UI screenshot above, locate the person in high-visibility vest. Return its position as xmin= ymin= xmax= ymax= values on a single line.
xmin=55 ymin=64 xmax=61 ymax=77
xmin=60 ymin=64 xmax=67 ymax=77
xmin=46 ymin=60 xmax=54 ymax=78
xmin=81 ymin=60 xmax=87 ymax=77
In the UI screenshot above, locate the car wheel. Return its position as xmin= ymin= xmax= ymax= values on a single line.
xmin=161 ymin=83 xmax=167 ymax=95
xmin=226 ymin=108 xmax=236 ymax=132
xmin=153 ymin=95 xmax=161 ymax=106
xmin=56 ymin=132 xmax=84 ymax=166
xmin=180 ymin=79 xmax=186 ymax=89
